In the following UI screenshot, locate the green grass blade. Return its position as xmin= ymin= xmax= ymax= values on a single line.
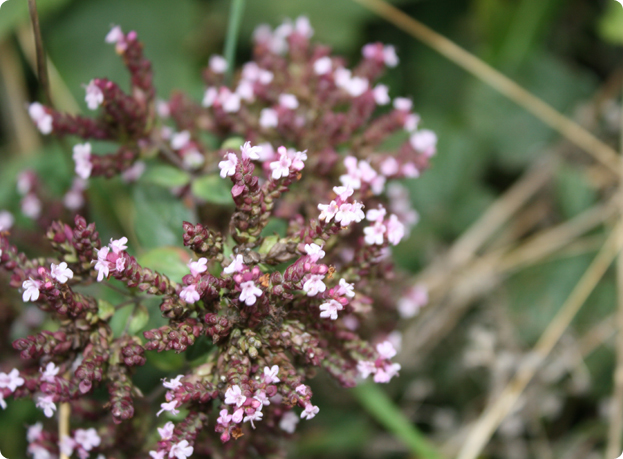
xmin=223 ymin=0 xmax=246 ymax=85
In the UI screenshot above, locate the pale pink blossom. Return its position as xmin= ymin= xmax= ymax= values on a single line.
xmin=59 ymin=435 xmax=75 ymax=457
xmin=294 ymin=16 xmax=314 ymax=38
xmin=21 ymin=194 xmax=41 ymax=219
xmin=334 ymin=68 xmax=369 ymax=97
xmin=254 ymin=390 xmax=270 ymax=406
xmin=0 ymin=210 xmax=14 ymax=231
xmin=0 ymin=393 xmax=6 ymax=409
xmin=295 ymin=384 xmax=307 ymax=395
xmin=156 ymin=400 xmax=179 ymax=417
xmin=231 ymin=408 xmax=244 ymax=424
xmin=263 ymin=365 xmax=280 ymax=384
xmin=36 ymin=395 xmax=57 ymax=418
xmin=239 ymin=280 xmax=262 ymax=306
xmin=221 ymin=90 xmax=241 ymax=113
xmin=39 ymin=362 xmax=59 ymax=383
xmin=373 ymin=84 xmax=390 ymax=105
xmin=303 ymin=274 xmax=326 ymax=296
xmin=109 ymin=237 xmax=128 ymax=254
xmin=0 ymin=368 xmax=24 ymax=392
xmin=50 ymin=262 xmax=73 ymax=284
xmin=336 ymin=279 xmax=355 ymax=298
xmin=157 ymin=100 xmax=170 ymax=118
xmin=404 ymin=113 xmax=420 ymax=132
xmin=218 ymin=152 xmax=238 ymax=178
xmin=157 ymin=422 xmax=175 ymax=440
xmin=84 ymin=80 xmax=104 ymax=110
xmin=169 ymin=440 xmax=193 ymax=459
xmin=380 ymin=157 xmax=400 ymax=176
xmin=162 ymin=375 xmax=184 ymax=390
xmin=93 ymin=247 xmax=110 ymax=282
xmin=300 ymin=404 xmax=319 ymax=420
xmin=149 ymin=451 xmax=166 ymax=459
xmin=393 ymin=97 xmax=412 ymax=111
xmin=269 ymin=149 xmax=292 ymax=180
xmin=171 ymin=131 xmax=191 ymax=150
xmin=105 ymin=26 xmax=127 ymax=53
xmin=377 ymin=341 xmax=397 ymax=359
xmin=217 ymin=409 xmax=232 ymax=426
xmin=209 ymin=55 xmax=228 ymax=74
xmin=187 ymin=258 xmax=208 ymax=277
xmin=410 ymin=129 xmax=437 ymax=157
xmin=224 ymin=385 xmax=246 ymax=407
xmin=259 ymin=108 xmax=278 ymax=128
xmin=398 ymin=285 xmax=428 ymax=318
xmin=223 ymin=254 xmax=245 ymax=274
xmin=319 ymin=299 xmax=343 ymax=320
xmin=74 ymin=428 xmax=100 ymax=451
xmin=183 ymin=149 xmax=205 ymax=169
xmin=366 ymin=205 xmax=387 ymax=222
xmin=279 ymin=411 xmax=299 ymax=433
xmin=314 ymin=56 xmax=332 ymax=75
xmin=22 ymin=278 xmax=41 ymax=302
xmin=335 ymin=202 xmax=365 ymax=227
xmin=279 ymin=93 xmax=299 ymax=110
xmin=386 ymin=214 xmax=405 ymax=245
xmin=180 ymin=284 xmax=200 ymax=304
xmin=383 ymin=45 xmax=399 ymax=67
xmin=240 ymin=141 xmax=261 ymax=160
xmin=357 ymin=360 xmax=376 ymax=379
xmin=318 ymin=200 xmax=339 ymax=222
xmin=402 ymin=162 xmax=421 ymax=178
xmin=304 ymin=243 xmax=325 ymax=263
xmin=27 ymin=422 xmax=43 ymax=443
xmin=374 ymin=362 xmax=401 ymax=383
xmin=28 ymin=102 xmax=53 ymax=134
xmin=333 ymin=185 xmax=354 ymax=201
xmin=73 ymin=143 xmax=93 ymax=180
xmin=243 ymin=409 xmax=263 ymax=428
xmin=202 ymin=87 xmax=218 ymax=107
xmin=289 ymin=149 xmax=307 ymax=171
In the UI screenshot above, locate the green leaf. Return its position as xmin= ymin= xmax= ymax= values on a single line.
xmin=129 ymin=304 xmax=149 ymax=335
xmin=352 ymin=383 xmax=443 ymax=459
xmin=598 ymin=1 xmax=623 ymax=45
xmin=137 ymin=247 xmax=189 ymax=284
xmin=0 ymin=0 xmax=72 ymax=41
xmin=141 ymin=164 xmax=191 ymax=189
xmin=555 ymin=164 xmax=597 ymax=219
xmin=221 ymin=136 xmax=245 ymax=151
xmin=147 ymin=350 xmax=185 ymax=372
xmin=191 ymin=174 xmax=233 ymax=205
xmin=185 ymin=335 xmax=214 ymax=362
xmin=132 ymin=184 xmax=194 ymax=249
xmin=97 ymin=299 xmax=115 ymax=321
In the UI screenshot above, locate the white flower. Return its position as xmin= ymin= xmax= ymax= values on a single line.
xmin=27 ymin=422 xmax=43 ymax=442
xmin=74 ymin=428 xmax=101 ymax=451
xmin=398 ymin=285 xmax=428 ymax=318
xmin=156 ymin=400 xmax=179 ymax=417
xmin=221 ymin=91 xmax=241 ymax=113
xmin=383 ymin=45 xmax=399 ymax=67
xmin=313 ymin=56 xmax=332 ymax=75
xmin=149 ymin=451 xmax=166 ymax=459
xmin=303 ymin=274 xmax=326 ymax=296
xmin=223 ymin=254 xmax=245 ymax=274
xmin=269 ymin=148 xmax=292 ymax=180
xmin=376 ymin=341 xmax=397 ymax=359
xmin=373 ymin=84 xmax=390 ymax=105
xmin=218 ymin=152 xmax=238 ymax=178
xmin=374 ymin=362 xmax=401 ymax=383
xmin=180 ymin=284 xmax=200 ymax=304
xmin=357 ymin=360 xmax=376 ymax=379
xmin=157 ymin=421 xmax=175 ymax=440
xmin=304 ymin=243 xmax=325 ymax=263
xmin=93 ymin=247 xmax=110 ymax=282
xmin=36 ymin=395 xmax=57 ymax=418
xmin=240 ymin=141 xmax=261 ymax=160
xmin=209 ymin=55 xmax=228 ymax=74
xmin=259 ymin=108 xmax=278 ymax=129
xmin=0 ymin=368 xmax=24 ymax=392
xmin=263 ymin=365 xmax=280 ymax=384
xmin=224 ymin=385 xmax=246 ymax=407
xmin=109 ymin=237 xmax=128 ymax=254
xmin=279 ymin=411 xmax=300 ymax=433
xmin=21 ymin=194 xmax=42 ymax=219
xmin=50 ymin=262 xmax=73 ymax=284
xmin=319 ymin=299 xmax=343 ymax=320
xmin=39 ymin=362 xmax=59 ymax=383
xmin=333 ymin=185 xmax=354 ymax=201
xmin=278 ymin=93 xmax=299 ymax=110
xmin=171 ymin=131 xmax=191 ymax=150
xmin=217 ymin=409 xmax=232 ymax=426
xmin=73 ymin=143 xmax=93 ymax=180
xmin=28 ymin=102 xmax=53 ymax=134
xmin=317 ymin=200 xmax=339 ymax=222
xmin=386 ymin=214 xmax=405 ymax=245
xmin=187 ymin=258 xmax=208 ymax=277
xmin=289 ymin=149 xmax=307 ymax=171
xmin=202 ymin=87 xmax=218 ymax=107
xmin=300 ymin=404 xmax=319 ymax=420
xmin=162 ymin=375 xmax=184 ymax=390
xmin=335 ymin=202 xmax=365 ymax=227
xmin=364 ymin=221 xmax=386 ymax=245
xmin=336 ymin=279 xmax=355 ymax=298
xmin=84 ymin=80 xmax=104 ymax=110
xmin=393 ymin=97 xmax=412 ymax=111
xmin=59 ymin=435 xmax=75 ymax=457
xmin=366 ymin=205 xmax=387 ymax=222
xmin=243 ymin=409 xmax=264 ymax=428
xmin=410 ymin=129 xmax=437 ymax=157
xmin=239 ymin=280 xmax=262 ymax=306
xmin=0 ymin=210 xmax=14 ymax=232
xmin=169 ymin=440 xmax=193 ymax=459
xmin=22 ymin=278 xmax=41 ymax=302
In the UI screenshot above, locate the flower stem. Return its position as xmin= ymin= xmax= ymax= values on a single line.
xmin=223 ymin=0 xmax=246 ymax=85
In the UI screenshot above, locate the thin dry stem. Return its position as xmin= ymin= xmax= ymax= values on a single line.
xmin=456 ymin=227 xmax=621 ymax=459
xmin=59 ymin=402 xmax=70 ymax=459
xmin=351 ymin=0 xmax=621 ymax=175
xmin=27 ymin=0 xmax=52 ymax=106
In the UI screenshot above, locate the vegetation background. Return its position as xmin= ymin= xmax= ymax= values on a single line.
xmin=1 ymin=0 xmax=623 ymax=458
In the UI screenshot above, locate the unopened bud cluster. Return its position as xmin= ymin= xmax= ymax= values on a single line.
xmin=0 ymin=16 xmax=434 ymax=459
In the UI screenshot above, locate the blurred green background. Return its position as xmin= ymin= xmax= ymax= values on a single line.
xmin=1 ymin=0 xmax=623 ymax=458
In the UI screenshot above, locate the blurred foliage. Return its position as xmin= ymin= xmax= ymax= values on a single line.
xmin=0 ymin=0 xmax=622 ymax=458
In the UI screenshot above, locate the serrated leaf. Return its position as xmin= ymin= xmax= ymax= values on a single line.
xmin=129 ymin=304 xmax=149 ymax=335
xmin=141 ymin=164 xmax=191 ymax=188
xmin=137 ymin=247 xmax=189 ymax=284
xmin=97 ymin=299 xmax=115 ymax=321
xmin=191 ymin=174 xmax=233 ymax=205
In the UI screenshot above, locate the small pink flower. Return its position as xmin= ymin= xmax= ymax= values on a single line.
xmin=22 ymin=278 xmax=41 ymax=302
xmin=333 ymin=185 xmax=354 ymax=201
xmin=263 ymin=365 xmax=280 ymax=384
xmin=304 ymin=243 xmax=325 ymax=263
xmin=218 ymin=152 xmax=238 ymax=178
xmin=303 ymin=274 xmax=326 ymax=296
xmin=149 ymin=451 xmax=166 ymax=459
xmin=0 ymin=210 xmax=14 ymax=231
xmin=162 ymin=375 xmax=184 ymax=390
xmin=73 ymin=143 xmax=93 ymax=180
xmin=336 ymin=279 xmax=355 ymax=298
xmin=278 ymin=93 xmax=299 ymax=110
xmin=393 ymin=97 xmax=412 ymax=111
xmin=240 ymin=141 xmax=261 ymax=160
xmin=295 ymin=384 xmax=307 ymax=395
xmin=156 ymin=400 xmax=179 ymax=417
xmin=319 ymin=299 xmax=343 ymax=320
xmin=239 ymin=280 xmax=262 ymax=306
xmin=0 ymin=368 xmax=24 ymax=392
xmin=74 ymin=428 xmax=101 ymax=451
xmin=386 ymin=214 xmax=405 ymax=245
xmin=21 ymin=194 xmax=41 ymax=219
xmin=169 ymin=440 xmax=193 ymax=459
xmin=289 ymin=149 xmax=307 ymax=171
xmin=259 ymin=108 xmax=278 ymax=129
xmin=187 ymin=258 xmax=208 ymax=277
xmin=27 ymin=422 xmax=43 ymax=443
xmin=335 ymin=202 xmax=365 ymax=227
xmin=231 ymin=408 xmax=244 ymax=424
xmin=28 ymin=102 xmax=53 ymax=134
xmin=269 ymin=149 xmax=292 ymax=180
xmin=376 ymin=341 xmax=397 ymax=359
xmin=410 ymin=129 xmax=437 ymax=157
xmin=383 ymin=45 xmax=399 ymax=67
xmin=317 ymin=200 xmax=339 ymax=222
xmin=180 ymin=284 xmax=200 ymax=304
xmin=157 ymin=421 xmax=175 ymax=440
xmin=223 ymin=254 xmax=245 ymax=274
xmin=84 ymin=80 xmax=104 ymax=110
xmin=217 ymin=409 xmax=232 ymax=426
xmin=357 ymin=360 xmax=376 ymax=379
xmin=366 ymin=205 xmax=387 ymax=222
xmin=39 ymin=362 xmax=59 ymax=383
xmin=404 ymin=113 xmax=420 ymax=132
xmin=171 ymin=131 xmax=191 ymax=150
xmin=224 ymin=385 xmax=246 ymax=407
xmin=50 ymin=262 xmax=74 ymax=284
xmin=36 ymin=395 xmax=57 ymax=418
xmin=209 ymin=55 xmax=228 ymax=74
xmin=398 ymin=285 xmax=428 ymax=318
xmin=300 ymin=404 xmax=319 ymax=420
xmin=202 ymin=87 xmax=218 ymax=107
xmin=109 ymin=237 xmax=128 ymax=254
xmin=243 ymin=409 xmax=263 ymax=428
xmin=374 ymin=362 xmax=401 ymax=383
xmin=313 ymin=56 xmax=332 ymax=75
xmin=364 ymin=221 xmax=386 ymax=246
xmin=105 ymin=25 xmax=127 ymax=53
xmin=279 ymin=411 xmax=300 ymax=433
xmin=373 ymin=84 xmax=390 ymax=105
xmin=59 ymin=435 xmax=75 ymax=457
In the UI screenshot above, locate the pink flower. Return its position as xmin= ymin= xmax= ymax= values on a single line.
xmin=209 ymin=55 xmax=228 ymax=74
xmin=374 ymin=362 xmax=401 ymax=383
xmin=105 ymin=25 xmax=127 ymax=53
xmin=217 ymin=409 xmax=232 ymax=426
xmin=357 ymin=360 xmax=376 ymax=379
xmin=218 ymin=152 xmax=238 ymax=178
xmin=27 ymin=422 xmax=43 ymax=443
xmin=410 ymin=129 xmax=437 ymax=157
xmin=224 ymin=385 xmax=246 ymax=407
xmin=336 ymin=279 xmax=355 ymax=298
xmin=21 ymin=194 xmax=41 ymax=219
xmin=187 ymin=258 xmax=208 ymax=277
xmin=59 ymin=435 xmax=75 ymax=457
xmin=180 ymin=284 xmax=200 ymax=304
xmin=300 ymin=404 xmax=319 ymax=420
xmin=254 ymin=390 xmax=270 ymax=407
xmin=221 ymin=90 xmax=241 ymax=113
xmin=289 ymin=149 xmax=307 ymax=171
xmin=393 ymin=97 xmax=412 ymax=111
xmin=319 ymin=299 xmax=343 ymax=320
xmin=404 ymin=113 xmax=420 ymax=132
xmin=73 ymin=143 xmax=93 ymax=180
xmin=28 ymin=102 xmax=53 ymax=134
xmin=39 ymin=362 xmax=59 ymax=383
xmin=263 ymin=365 xmax=280 ymax=384
xmin=84 ymin=80 xmax=104 ymax=110
xmin=364 ymin=221 xmax=386 ymax=245
xmin=0 ymin=368 xmax=24 ymax=392
xmin=169 ymin=440 xmax=193 ymax=459
xmin=259 ymin=108 xmax=278 ymax=129
xmin=36 ymin=395 xmax=57 ymax=418
xmin=334 ymin=68 xmax=369 ymax=97
xmin=398 ymin=285 xmax=428 ymax=318
xmin=231 ymin=408 xmax=244 ymax=424
xmin=171 ymin=131 xmax=191 ymax=150
xmin=243 ymin=409 xmax=263 ymax=428
xmin=157 ymin=421 xmax=175 ymax=440
xmin=366 ymin=205 xmax=387 ymax=222
xmin=162 ymin=375 xmax=184 ymax=390
xmin=269 ymin=149 xmax=292 ymax=180
xmin=223 ymin=254 xmax=245 ymax=274
xmin=0 ymin=210 xmax=14 ymax=231
xmin=50 ymin=262 xmax=74 ymax=284
xmin=376 ymin=341 xmax=397 ymax=359
xmin=373 ymin=84 xmax=390 ymax=105
xmin=304 ymin=243 xmax=325 ymax=263
xmin=93 ymin=247 xmax=110 ymax=282
xmin=295 ymin=384 xmax=307 ymax=395
xmin=239 ymin=280 xmax=262 ymax=306
xmin=109 ymin=237 xmax=128 ymax=254
xmin=149 ymin=451 xmax=166 ymax=459
xmin=317 ymin=200 xmax=339 ymax=222
xmin=313 ymin=56 xmax=332 ymax=75
xmin=380 ymin=157 xmax=400 ymax=176
xmin=303 ymin=274 xmax=326 ymax=296
xmin=240 ymin=141 xmax=261 ymax=160
xmin=334 ymin=202 xmax=365 ymax=227
xmin=278 ymin=93 xmax=299 ymax=110
xmin=386 ymin=214 xmax=405 ymax=245
xmin=74 ymin=428 xmax=101 ymax=451
xmin=333 ymin=185 xmax=354 ymax=201
xmin=383 ymin=45 xmax=399 ymax=67
xmin=202 ymin=87 xmax=218 ymax=107
xmin=279 ymin=411 xmax=300 ymax=433
xmin=156 ymin=400 xmax=179 ymax=417
xmin=22 ymin=278 xmax=41 ymax=302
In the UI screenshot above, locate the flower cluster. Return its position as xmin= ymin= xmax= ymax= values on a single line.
xmin=1 ymin=16 xmax=434 ymax=459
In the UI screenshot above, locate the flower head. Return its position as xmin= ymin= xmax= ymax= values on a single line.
xmin=85 ymin=80 xmax=104 ymax=110
xmin=300 ymin=404 xmax=319 ymax=420
xmin=187 ymin=258 xmax=208 ymax=277
xmin=263 ymin=365 xmax=280 ymax=384
xmin=40 ymin=362 xmax=59 ymax=383
xmin=169 ymin=440 xmax=193 ymax=459
xmin=36 ymin=395 xmax=57 ymax=418
xmin=224 ymin=385 xmax=246 ymax=407
xmin=303 ymin=274 xmax=326 ymax=296
xmin=28 ymin=103 xmax=53 ymax=134
xmin=50 ymin=262 xmax=74 ymax=284
xmin=73 ymin=143 xmax=93 ymax=180
xmin=0 ymin=368 xmax=24 ymax=392
xmin=239 ymin=280 xmax=262 ymax=306
xmin=22 ymin=278 xmax=41 ymax=302
xmin=180 ymin=284 xmax=200 ymax=304
xmin=319 ymin=299 xmax=343 ymax=320
xmin=218 ymin=153 xmax=238 ymax=178
xmin=74 ymin=428 xmax=101 ymax=451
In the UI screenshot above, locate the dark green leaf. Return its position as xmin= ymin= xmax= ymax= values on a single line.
xmin=141 ymin=164 xmax=191 ymax=189
xmin=191 ymin=174 xmax=233 ymax=205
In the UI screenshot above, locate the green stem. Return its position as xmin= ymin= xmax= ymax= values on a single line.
xmin=352 ymin=383 xmax=444 ymax=459
xmin=223 ymin=0 xmax=246 ymax=85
